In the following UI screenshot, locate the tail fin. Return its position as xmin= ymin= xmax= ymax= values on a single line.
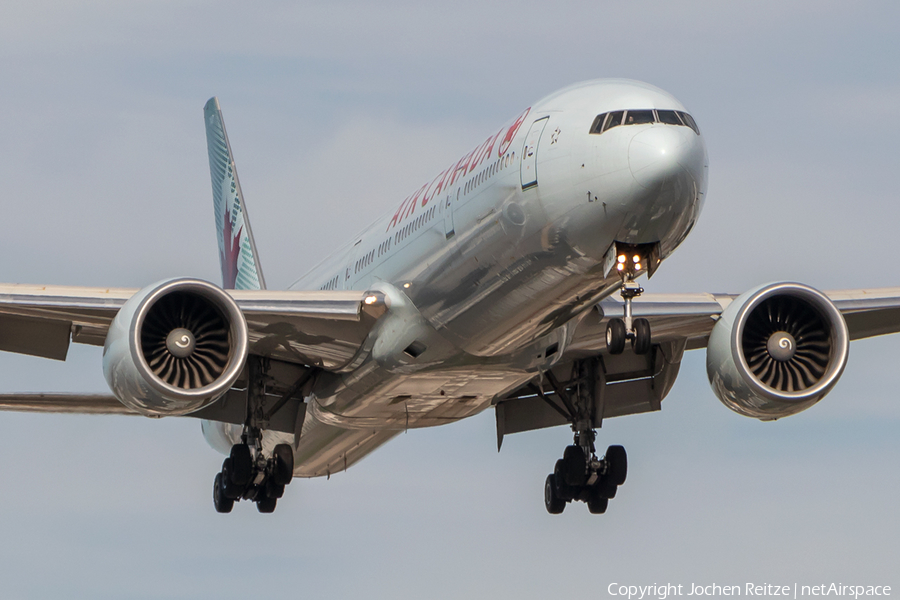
xmin=204 ymin=97 xmax=266 ymax=290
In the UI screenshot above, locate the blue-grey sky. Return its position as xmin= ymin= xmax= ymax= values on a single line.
xmin=1 ymin=1 xmax=899 ymax=598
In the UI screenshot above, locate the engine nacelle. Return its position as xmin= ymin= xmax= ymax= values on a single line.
xmin=706 ymin=282 xmax=849 ymax=420
xmin=103 ymin=278 xmax=248 ymax=416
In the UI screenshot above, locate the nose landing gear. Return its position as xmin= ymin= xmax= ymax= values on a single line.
xmin=606 ymin=248 xmax=652 ymax=355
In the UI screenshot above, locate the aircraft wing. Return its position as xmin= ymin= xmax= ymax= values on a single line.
xmin=496 ymin=286 xmax=900 ymax=442
xmin=568 ymin=287 xmax=900 ymax=354
xmin=0 ymin=283 xmax=386 ymax=418
xmin=0 ymin=284 xmax=385 ymax=368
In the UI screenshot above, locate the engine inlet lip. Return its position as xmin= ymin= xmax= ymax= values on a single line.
xmin=731 ymin=282 xmax=849 ymax=403
xmin=129 ymin=278 xmax=249 ymax=403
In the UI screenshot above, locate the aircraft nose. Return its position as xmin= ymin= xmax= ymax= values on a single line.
xmin=628 ymin=126 xmax=699 ymax=189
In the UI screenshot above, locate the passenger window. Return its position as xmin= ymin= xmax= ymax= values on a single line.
xmin=625 ymin=110 xmax=654 ymax=125
xmin=602 ymin=111 xmax=624 ymax=132
xmin=678 ymin=111 xmax=700 ymax=135
xmin=656 ymin=110 xmax=682 ymax=125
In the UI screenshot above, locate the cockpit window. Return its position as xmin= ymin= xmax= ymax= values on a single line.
xmin=602 ymin=111 xmax=624 ymax=132
xmin=656 ymin=110 xmax=682 ymax=125
xmin=678 ymin=111 xmax=700 ymax=135
xmin=625 ymin=110 xmax=654 ymax=125
xmin=589 ymin=108 xmax=700 ymax=136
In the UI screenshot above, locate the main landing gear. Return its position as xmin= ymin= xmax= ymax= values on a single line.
xmin=212 ymin=356 xmax=299 ymax=514
xmin=213 ymin=439 xmax=294 ymax=514
xmin=545 ymin=437 xmax=627 ymax=515
xmin=532 ymin=359 xmax=629 ymax=515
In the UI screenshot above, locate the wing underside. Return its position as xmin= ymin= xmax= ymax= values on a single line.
xmin=0 ymin=284 xmax=899 ymax=419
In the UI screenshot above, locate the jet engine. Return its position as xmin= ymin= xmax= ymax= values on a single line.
xmin=706 ymin=282 xmax=849 ymax=420
xmin=102 ymin=278 xmax=248 ymax=416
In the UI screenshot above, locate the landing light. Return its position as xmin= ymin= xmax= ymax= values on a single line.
xmin=632 ymin=255 xmax=640 ymax=263
xmin=635 ymin=263 xmax=642 ymax=270
xmin=617 ymin=255 xmax=626 ymax=263
xmin=403 ymin=283 xmax=411 ymax=289
xmin=364 ymin=295 xmax=378 ymax=305
xmin=617 ymin=263 xmax=624 ymax=272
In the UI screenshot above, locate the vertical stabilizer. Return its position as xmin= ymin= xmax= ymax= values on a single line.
xmin=204 ymin=97 xmax=266 ymax=290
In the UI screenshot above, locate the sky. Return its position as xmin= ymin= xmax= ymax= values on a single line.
xmin=1 ymin=1 xmax=899 ymax=598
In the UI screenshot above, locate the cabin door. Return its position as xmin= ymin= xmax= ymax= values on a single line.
xmin=519 ymin=116 xmax=549 ymax=190
xmin=443 ymin=190 xmax=456 ymax=238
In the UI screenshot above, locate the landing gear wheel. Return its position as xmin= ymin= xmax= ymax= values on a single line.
xmin=272 ymin=444 xmax=294 ymax=486
xmin=213 ymin=473 xmax=234 ymax=513
xmin=544 ymin=474 xmax=565 ymax=514
xmin=562 ymin=445 xmax=587 ymax=487
xmin=221 ymin=458 xmax=243 ymax=500
xmin=587 ymin=487 xmax=609 ymax=514
xmin=605 ymin=445 xmax=628 ymax=486
xmin=229 ymin=444 xmax=253 ymax=486
xmin=606 ymin=318 xmax=627 ymax=355
xmin=553 ymin=459 xmax=575 ymax=501
xmin=632 ymin=318 xmax=651 ymax=355
xmin=597 ymin=475 xmax=618 ymax=500
xmin=265 ymin=479 xmax=285 ymax=500
xmin=256 ymin=494 xmax=277 ymax=513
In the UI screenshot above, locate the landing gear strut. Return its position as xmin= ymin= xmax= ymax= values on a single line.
xmin=213 ymin=356 xmax=298 ymax=514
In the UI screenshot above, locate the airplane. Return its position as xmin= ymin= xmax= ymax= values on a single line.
xmin=1 ymin=78 xmax=898 ymax=515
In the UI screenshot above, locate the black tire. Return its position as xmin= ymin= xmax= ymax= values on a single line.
xmin=256 ymin=494 xmax=277 ymax=513
xmin=265 ymin=479 xmax=285 ymax=500
xmin=229 ymin=444 xmax=253 ymax=486
xmin=221 ymin=458 xmax=243 ymax=500
xmin=597 ymin=475 xmax=618 ymax=499
xmin=213 ymin=473 xmax=234 ymax=514
xmin=562 ymin=445 xmax=586 ymax=487
xmin=606 ymin=318 xmax=626 ymax=354
xmin=632 ymin=318 xmax=651 ymax=355
xmin=586 ymin=487 xmax=609 ymax=514
xmin=544 ymin=474 xmax=565 ymax=514
xmin=272 ymin=444 xmax=294 ymax=486
xmin=605 ymin=445 xmax=628 ymax=486
xmin=553 ymin=459 xmax=575 ymax=501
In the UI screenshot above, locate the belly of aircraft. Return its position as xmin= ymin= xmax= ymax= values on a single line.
xmin=308 ymin=365 xmax=532 ymax=430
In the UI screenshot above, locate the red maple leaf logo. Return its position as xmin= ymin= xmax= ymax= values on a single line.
xmin=220 ymin=207 xmax=243 ymax=289
xmin=498 ymin=107 xmax=530 ymax=157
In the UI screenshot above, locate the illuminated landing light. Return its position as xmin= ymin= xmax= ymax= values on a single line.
xmin=617 ymin=255 xmax=626 ymax=263
xmin=635 ymin=263 xmax=642 ymax=270
xmin=403 ymin=282 xmax=411 ymax=288
xmin=617 ymin=263 xmax=624 ymax=272
xmin=364 ymin=295 xmax=378 ymax=305
xmin=632 ymin=255 xmax=640 ymax=263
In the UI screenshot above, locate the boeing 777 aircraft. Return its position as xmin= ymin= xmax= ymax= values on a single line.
xmin=2 ymin=79 xmax=899 ymax=514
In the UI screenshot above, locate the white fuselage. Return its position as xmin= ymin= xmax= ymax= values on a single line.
xmin=211 ymin=79 xmax=709 ymax=477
